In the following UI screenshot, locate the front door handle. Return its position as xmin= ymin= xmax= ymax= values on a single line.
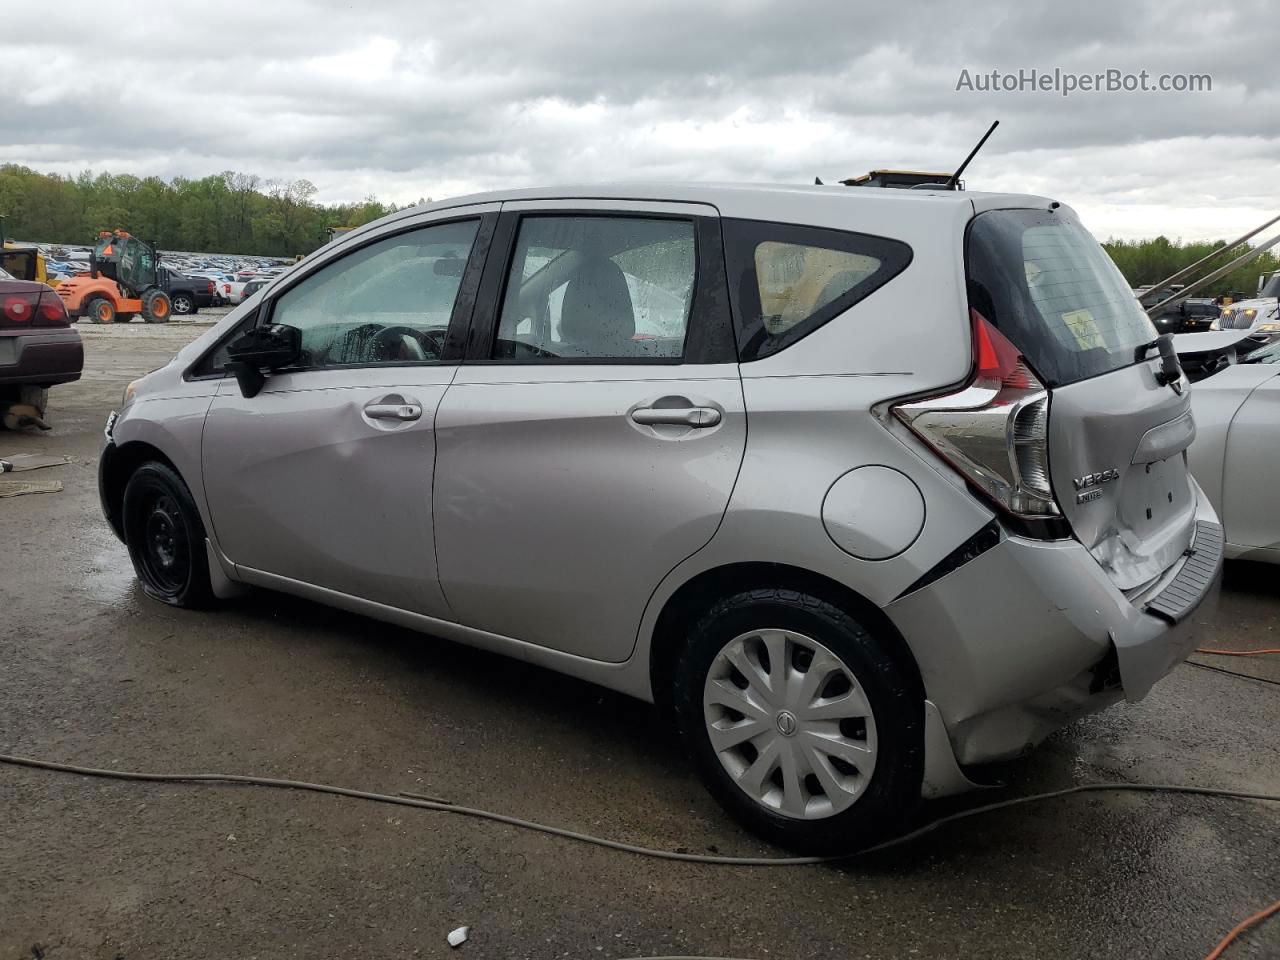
xmin=631 ymin=406 xmax=722 ymax=428
xmin=364 ymin=402 xmax=422 ymax=421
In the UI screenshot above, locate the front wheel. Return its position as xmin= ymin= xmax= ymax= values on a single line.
xmin=674 ymin=589 xmax=923 ymax=853
xmin=85 ymin=296 xmax=116 ymax=324
xmin=170 ymin=293 xmax=195 ymax=315
xmin=142 ymin=289 xmax=172 ymax=323
xmin=122 ymin=462 xmax=214 ymax=607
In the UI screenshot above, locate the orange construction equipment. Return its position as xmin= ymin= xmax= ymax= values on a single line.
xmin=55 ymin=231 xmax=172 ymax=324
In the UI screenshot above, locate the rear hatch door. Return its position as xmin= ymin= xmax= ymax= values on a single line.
xmin=968 ymin=205 xmax=1198 ymax=592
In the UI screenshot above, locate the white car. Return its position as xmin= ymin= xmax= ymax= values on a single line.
xmin=219 ymin=278 xmax=253 ymax=305
xmin=1183 ymin=331 xmax=1280 ymax=564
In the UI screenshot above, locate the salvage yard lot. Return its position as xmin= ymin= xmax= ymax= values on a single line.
xmin=1 ymin=322 xmax=1277 ymax=959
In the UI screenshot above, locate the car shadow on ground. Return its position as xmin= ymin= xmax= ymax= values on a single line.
xmin=225 ymin=585 xmax=680 ymax=763
xmin=1222 ymin=558 xmax=1279 ymax=595
xmin=201 ymin=584 xmax=1098 ymax=874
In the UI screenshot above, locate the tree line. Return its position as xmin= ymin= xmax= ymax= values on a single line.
xmin=1 ymin=163 xmax=1277 ymax=291
xmin=0 ymin=164 xmax=417 ymax=258
xmin=1103 ymin=235 xmax=1279 ymax=299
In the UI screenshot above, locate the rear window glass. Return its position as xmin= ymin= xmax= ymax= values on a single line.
xmin=723 ymin=219 xmax=912 ymax=360
xmin=967 ymin=209 xmax=1157 ymax=387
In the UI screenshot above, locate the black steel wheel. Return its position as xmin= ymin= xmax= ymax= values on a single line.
xmin=122 ymin=462 xmax=214 ymax=607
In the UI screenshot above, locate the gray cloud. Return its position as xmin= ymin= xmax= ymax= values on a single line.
xmin=2 ymin=0 xmax=1277 ymax=238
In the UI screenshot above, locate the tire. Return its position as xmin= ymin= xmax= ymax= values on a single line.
xmin=85 ymin=296 xmax=116 ymax=324
xmin=122 ymin=462 xmax=215 ymax=608
xmin=142 ymin=289 xmax=172 ymax=323
xmin=673 ymin=588 xmax=923 ymax=853
xmin=170 ymin=293 xmax=195 ymax=315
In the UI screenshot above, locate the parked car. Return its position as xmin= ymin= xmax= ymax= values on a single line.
xmin=240 ymin=277 xmax=273 ymax=301
xmin=98 ymin=184 xmax=1222 ymax=851
xmin=1135 ymin=284 xmax=1219 ymax=332
xmin=1178 ymin=331 xmax=1280 ymax=564
xmin=218 ymin=278 xmax=255 ymax=306
xmin=0 ymin=266 xmax=83 ymax=427
xmin=158 ymin=264 xmax=217 ymax=315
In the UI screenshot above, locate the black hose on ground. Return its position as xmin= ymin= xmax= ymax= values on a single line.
xmin=2 ymin=753 xmax=1276 ymax=867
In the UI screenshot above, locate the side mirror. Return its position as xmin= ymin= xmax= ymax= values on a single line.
xmin=225 ymin=323 xmax=301 ymax=398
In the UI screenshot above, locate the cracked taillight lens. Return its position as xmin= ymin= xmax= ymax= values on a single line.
xmin=892 ymin=309 xmax=1060 ymax=518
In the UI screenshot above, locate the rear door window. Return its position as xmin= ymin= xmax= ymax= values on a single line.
xmin=967 ymin=209 xmax=1158 ymax=387
xmin=723 ymin=219 xmax=913 ymax=360
xmin=492 ymin=216 xmax=695 ymax=361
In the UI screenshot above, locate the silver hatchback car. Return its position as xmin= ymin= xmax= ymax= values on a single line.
xmin=100 ymin=184 xmax=1222 ymax=851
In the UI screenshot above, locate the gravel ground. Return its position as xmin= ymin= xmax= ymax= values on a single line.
xmin=0 ymin=320 xmax=1277 ymax=960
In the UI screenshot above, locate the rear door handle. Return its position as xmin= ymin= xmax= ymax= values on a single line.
xmin=364 ymin=402 xmax=422 ymax=421
xmin=630 ymin=406 xmax=722 ymax=428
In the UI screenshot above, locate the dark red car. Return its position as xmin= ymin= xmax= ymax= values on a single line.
xmin=0 ymin=266 xmax=83 ymax=422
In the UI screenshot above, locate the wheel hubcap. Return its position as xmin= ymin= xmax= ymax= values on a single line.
xmin=703 ymin=628 xmax=878 ymax=820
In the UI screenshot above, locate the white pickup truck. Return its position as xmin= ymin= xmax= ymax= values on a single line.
xmin=1214 ymin=270 xmax=1280 ymax=336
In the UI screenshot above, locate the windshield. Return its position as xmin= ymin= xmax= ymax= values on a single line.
xmin=967 ymin=208 xmax=1158 ymax=387
xmin=1242 ymin=339 xmax=1280 ymax=364
xmin=1260 ymin=274 xmax=1280 ymax=299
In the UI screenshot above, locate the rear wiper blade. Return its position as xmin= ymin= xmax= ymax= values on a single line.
xmin=1134 ymin=333 xmax=1182 ymax=385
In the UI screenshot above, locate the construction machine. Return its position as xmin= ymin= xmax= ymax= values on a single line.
xmin=54 ymin=231 xmax=172 ymax=323
xmin=0 ymin=217 xmax=57 ymax=288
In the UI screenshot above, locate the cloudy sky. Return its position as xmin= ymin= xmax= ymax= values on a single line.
xmin=3 ymin=0 xmax=1277 ymax=240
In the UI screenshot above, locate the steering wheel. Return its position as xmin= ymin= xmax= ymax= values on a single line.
xmin=370 ymin=325 xmax=436 ymax=362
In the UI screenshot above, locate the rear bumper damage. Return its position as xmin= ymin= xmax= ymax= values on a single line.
xmin=886 ymin=492 xmax=1222 ymax=768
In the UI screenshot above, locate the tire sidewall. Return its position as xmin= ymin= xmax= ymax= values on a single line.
xmin=87 ymin=297 xmax=115 ymax=324
xmin=121 ymin=463 xmax=212 ymax=607
xmin=143 ymin=291 xmax=171 ymax=324
xmin=674 ymin=590 xmax=923 ymax=852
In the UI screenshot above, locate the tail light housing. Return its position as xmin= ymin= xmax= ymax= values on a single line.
xmin=891 ymin=309 xmax=1059 ymax=519
xmin=2 ymin=289 xmax=70 ymax=329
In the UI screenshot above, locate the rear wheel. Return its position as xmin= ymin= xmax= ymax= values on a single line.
xmin=142 ymin=289 xmax=172 ymax=323
xmin=674 ymin=589 xmax=923 ymax=853
xmin=85 ymin=296 xmax=116 ymax=324
xmin=122 ymin=462 xmax=214 ymax=607
xmin=170 ymin=293 xmax=195 ymax=315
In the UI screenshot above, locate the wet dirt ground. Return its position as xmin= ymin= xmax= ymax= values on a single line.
xmin=1 ymin=317 xmax=1277 ymax=960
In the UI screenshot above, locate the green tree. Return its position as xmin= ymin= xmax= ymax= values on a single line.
xmin=1104 ymin=236 xmax=1280 ymax=299
xmin=0 ymin=163 xmax=411 ymax=257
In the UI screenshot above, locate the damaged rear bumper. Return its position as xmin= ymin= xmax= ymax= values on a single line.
xmin=885 ymin=494 xmax=1222 ymax=767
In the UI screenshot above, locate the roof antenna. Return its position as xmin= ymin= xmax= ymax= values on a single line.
xmin=814 ymin=176 xmax=824 ymax=185
xmin=946 ymin=120 xmax=999 ymax=190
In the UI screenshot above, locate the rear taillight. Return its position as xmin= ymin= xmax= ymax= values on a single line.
xmin=2 ymin=290 xmax=69 ymax=328
xmin=891 ymin=310 xmax=1059 ymax=519
xmin=206 ymin=281 xmax=215 ymax=294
